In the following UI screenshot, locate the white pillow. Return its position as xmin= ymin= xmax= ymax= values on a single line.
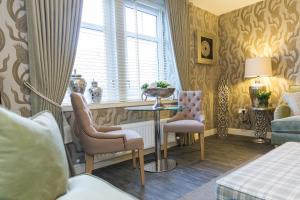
xmin=283 ymin=92 xmax=300 ymax=115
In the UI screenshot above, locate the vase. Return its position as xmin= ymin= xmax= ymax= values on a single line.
xmin=89 ymin=80 xmax=102 ymax=103
xmin=216 ymin=76 xmax=229 ymax=138
xmin=69 ymin=70 xmax=87 ymax=94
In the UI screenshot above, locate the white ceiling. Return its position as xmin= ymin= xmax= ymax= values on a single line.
xmin=189 ymin=0 xmax=263 ymax=16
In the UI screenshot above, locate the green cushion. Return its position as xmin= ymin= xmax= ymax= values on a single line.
xmin=271 ymin=116 xmax=300 ymax=133
xmin=0 ymin=108 xmax=69 ymax=200
xmin=274 ymin=104 xmax=291 ymax=120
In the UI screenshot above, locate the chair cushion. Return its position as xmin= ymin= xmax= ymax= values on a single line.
xmin=108 ymin=129 xmax=144 ymax=151
xmin=283 ymin=92 xmax=300 ymax=115
xmin=271 ymin=116 xmax=300 ymax=133
xmin=164 ymin=120 xmax=204 ymax=133
xmin=57 ymin=174 xmax=137 ymax=200
xmin=82 ymin=129 xmax=143 ymax=154
xmin=0 ymin=108 xmax=69 ymax=200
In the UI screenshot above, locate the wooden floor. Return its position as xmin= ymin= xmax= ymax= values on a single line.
xmin=93 ymin=135 xmax=273 ymax=200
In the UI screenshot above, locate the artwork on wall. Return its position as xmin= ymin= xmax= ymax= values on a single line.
xmin=197 ymin=32 xmax=216 ymax=64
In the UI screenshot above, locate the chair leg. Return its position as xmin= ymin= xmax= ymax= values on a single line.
xmin=198 ymin=133 xmax=205 ymax=160
xmin=164 ymin=131 xmax=168 ymax=159
xmin=138 ymin=149 xmax=145 ymax=186
xmin=85 ymin=153 xmax=94 ymax=174
xmin=132 ymin=150 xmax=137 ymax=168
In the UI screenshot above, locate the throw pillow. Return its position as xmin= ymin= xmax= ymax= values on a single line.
xmin=283 ymin=92 xmax=300 ymax=115
xmin=0 ymin=108 xmax=69 ymax=200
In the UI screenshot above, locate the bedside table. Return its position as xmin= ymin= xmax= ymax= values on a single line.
xmin=251 ymin=107 xmax=275 ymax=143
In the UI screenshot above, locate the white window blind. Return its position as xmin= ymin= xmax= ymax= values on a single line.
xmin=64 ymin=0 xmax=180 ymax=104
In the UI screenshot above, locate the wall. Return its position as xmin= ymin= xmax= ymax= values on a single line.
xmin=3 ymin=0 xmax=300 ymax=131
xmin=189 ymin=3 xmax=220 ymax=129
xmin=219 ymin=0 xmax=300 ymax=128
xmin=0 ymin=0 xmax=30 ymax=116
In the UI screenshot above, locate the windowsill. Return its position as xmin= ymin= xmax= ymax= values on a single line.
xmin=62 ymin=99 xmax=177 ymax=112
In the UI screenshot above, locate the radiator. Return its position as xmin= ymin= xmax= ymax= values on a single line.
xmin=119 ymin=118 xmax=176 ymax=149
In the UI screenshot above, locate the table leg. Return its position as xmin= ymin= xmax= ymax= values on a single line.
xmin=144 ymin=110 xmax=177 ymax=172
xmin=253 ymin=110 xmax=268 ymax=143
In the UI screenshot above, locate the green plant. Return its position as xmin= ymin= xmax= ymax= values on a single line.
xmin=156 ymin=81 xmax=170 ymax=88
xmin=256 ymin=90 xmax=272 ymax=101
xmin=256 ymin=90 xmax=271 ymax=107
xmin=141 ymin=83 xmax=149 ymax=90
xmin=141 ymin=81 xmax=171 ymax=90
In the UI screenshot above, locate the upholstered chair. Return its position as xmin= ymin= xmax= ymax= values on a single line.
xmin=70 ymin=92 xmax=145 ymax=185
xmin=163 ymin=91 xmax=205 ymax=160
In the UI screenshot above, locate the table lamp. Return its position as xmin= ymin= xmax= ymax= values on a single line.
xmin=244 ymin=57 xmax=272 ymax=107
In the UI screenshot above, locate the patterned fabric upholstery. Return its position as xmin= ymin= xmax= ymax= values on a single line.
xmin=168 ymin=91 xmax=204 ymax=123
xmin=217 ymin=142 xmax=300 ymax=200
xmin=163 ymin=91 xmax=205 ymax=160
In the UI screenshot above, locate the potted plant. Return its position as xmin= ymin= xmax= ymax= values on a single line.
xmin=256 ymin=90 xmax=271 ymax=107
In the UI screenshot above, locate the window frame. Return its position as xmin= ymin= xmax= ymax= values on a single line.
xmin=64 ymin=0 xmax=169 ymax=105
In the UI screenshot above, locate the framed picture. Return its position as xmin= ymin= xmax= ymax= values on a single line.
xmin=197 ymin=32 xmax=216 ymax=65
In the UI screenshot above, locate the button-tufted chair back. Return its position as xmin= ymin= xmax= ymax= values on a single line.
xmin=177 ymin=91 xmax=204 ymax=122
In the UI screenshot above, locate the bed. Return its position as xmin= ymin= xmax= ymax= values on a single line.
xmin=216 ymin=142 xmax=300 ymax=200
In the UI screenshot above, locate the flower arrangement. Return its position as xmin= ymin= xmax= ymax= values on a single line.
xmin=256 ymin=90 xmax=272 ymax=107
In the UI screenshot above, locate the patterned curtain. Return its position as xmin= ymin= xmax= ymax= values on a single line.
xmin=25 ymin=0 xmax=83 ymax=128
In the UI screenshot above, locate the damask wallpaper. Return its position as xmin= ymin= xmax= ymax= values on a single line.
xmin=189 ymin=4 xmax=219 ymax=130
xmin=0 ymin=0 xmax=30 ymax=116
xmin=2 ymin=0 xmax=300 ymax=132
xmin=219 ymin=0 xmax=300 ymax=128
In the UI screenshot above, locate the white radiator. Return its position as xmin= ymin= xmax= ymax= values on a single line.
xmin=119 ymin=118 xmax=176 ymax=149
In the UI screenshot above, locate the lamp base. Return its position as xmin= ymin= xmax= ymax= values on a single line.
xmin=249 ymin=85 xmax=266 ymax=107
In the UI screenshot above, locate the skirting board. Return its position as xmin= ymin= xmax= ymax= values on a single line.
xmin=74 ymin=129 xmax=217 ymax=174
xmin=207 ymin=128 xmax=271 ymax=139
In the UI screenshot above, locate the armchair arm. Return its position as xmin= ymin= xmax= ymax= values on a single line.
xmin=88 ymin=131 xmax=125 ymax=140
xmin=274 ymin=104 xmax=291 ymax=120
xmin=94 ymin=125 xmax=122 ymax=132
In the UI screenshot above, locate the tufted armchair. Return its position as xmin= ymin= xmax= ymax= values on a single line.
xmin=70 ymin=92 xmax=145 ymax=185
xmin=163 ymin=91 xmax=205 ymax=160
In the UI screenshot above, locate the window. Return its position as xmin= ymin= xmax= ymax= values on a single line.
xmin=64 ymin=0 xmax=179 ymax=104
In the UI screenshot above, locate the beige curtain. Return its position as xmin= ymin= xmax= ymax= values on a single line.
xmin=166 ymin=0 xmax=195 ymax=144
xmin=166 ymin=0 xmax=190 ymax=90
xmin=25 ymin=0 xmax=83 ymax=127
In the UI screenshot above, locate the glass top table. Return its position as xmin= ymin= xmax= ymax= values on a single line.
xmin=125 ymin=105 xmax=181 ymax=173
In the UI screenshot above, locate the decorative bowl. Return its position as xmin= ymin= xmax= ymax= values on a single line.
xmin=141 ymin=88 xmax=175 ymax=108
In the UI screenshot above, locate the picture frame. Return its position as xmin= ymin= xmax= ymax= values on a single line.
xmin=196 ymin=32 xmax=216 ymax=65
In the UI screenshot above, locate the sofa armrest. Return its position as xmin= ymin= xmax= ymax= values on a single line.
xmin=274 ymin=104 xmax=291 ymax=120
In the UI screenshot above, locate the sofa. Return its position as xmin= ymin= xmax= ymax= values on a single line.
xmin=0 ymin=107 xmax=137 ymax=200
xmin=271 ymin=85 xmax=300 ymax=145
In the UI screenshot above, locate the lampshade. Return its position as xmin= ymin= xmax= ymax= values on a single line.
xmin=244 ymin=57 xmax=272 ymax=78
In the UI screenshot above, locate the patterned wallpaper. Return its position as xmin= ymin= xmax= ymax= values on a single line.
xmin=0 ymin=0 xmax=30 ymax=116
xmin=219 ymin=0 xmax=300 ymax=128
xmin=189 ymin=3 xmax=219 ymax=129
xmin=2 ymin=0 xmax=300 ymax=132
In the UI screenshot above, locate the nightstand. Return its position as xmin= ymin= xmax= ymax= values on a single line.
xmin=251 ymin=107 xmax=275 ymax=143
